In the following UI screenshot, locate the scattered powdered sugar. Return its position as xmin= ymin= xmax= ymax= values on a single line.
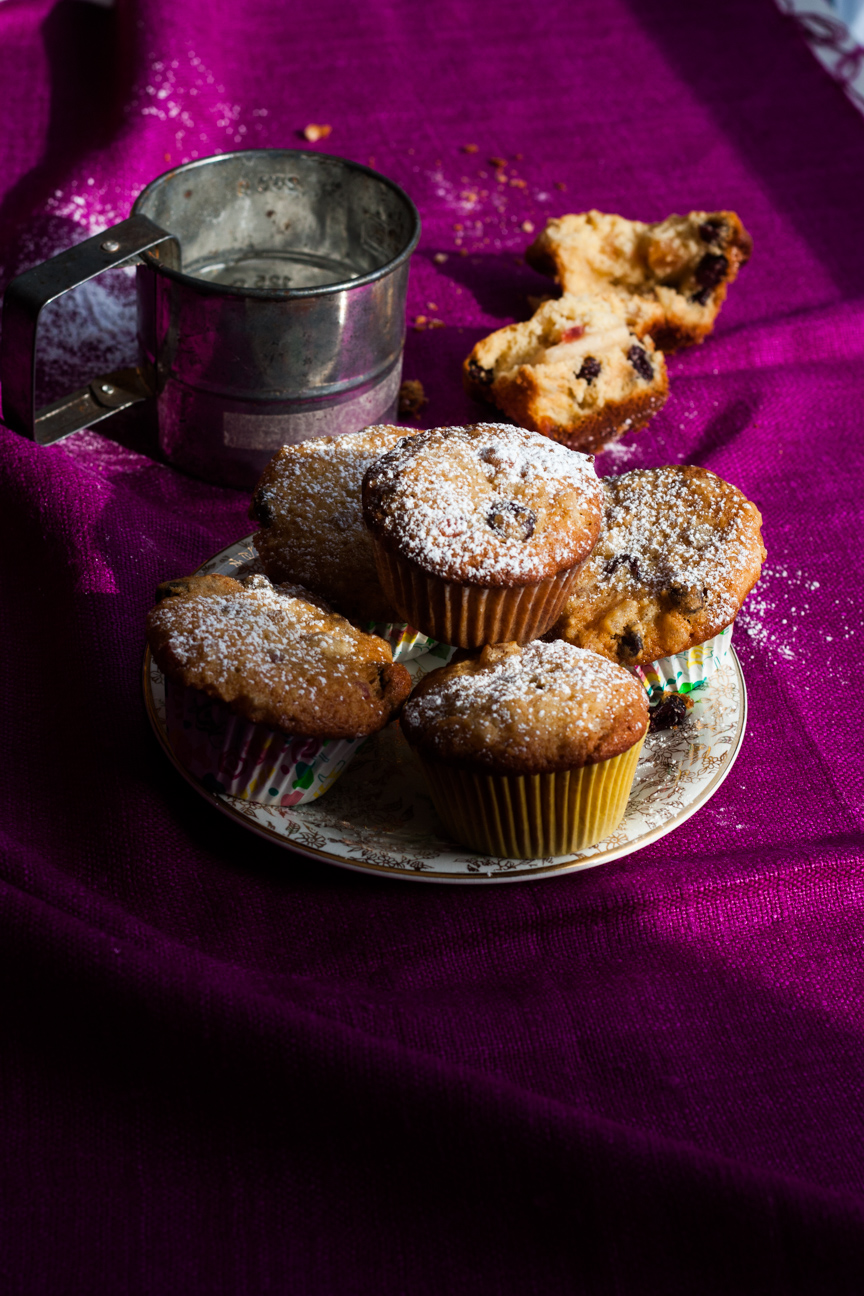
xmin=734 ymin=562 xmax=854 ymax=682
xmin=129 ymin=49 xmax=272 ymax=157
xmin=597 ymin=438 xmax=639 ymax=468
xmin=34 ymin=269 xmax=138 ymax=406
xmin=367 ymin=423 xmax=601 ymax=582
xmin=157 ymin=585 xmax=367 ymax=697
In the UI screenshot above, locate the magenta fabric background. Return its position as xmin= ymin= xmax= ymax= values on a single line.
xmin=1 ymin=0 xmax=863 ymax=1290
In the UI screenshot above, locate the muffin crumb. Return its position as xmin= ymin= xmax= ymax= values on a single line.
xmin=398 ymin=380 xmax=428 ymax=418
xmin=648 ymin=693 xmax=693 ymax=733
xmin=302 ymin=123 xmax=332 ymax=142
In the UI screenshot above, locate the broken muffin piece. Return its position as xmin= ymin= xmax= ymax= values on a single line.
xmin=463 ymin=293 xmax=669 ymax=454
xmin=526 ymin=209 xmax=752 ymax=351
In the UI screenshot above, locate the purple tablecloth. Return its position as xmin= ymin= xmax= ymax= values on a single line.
xmin=1 ymin=0 xmax=863 ymax=1289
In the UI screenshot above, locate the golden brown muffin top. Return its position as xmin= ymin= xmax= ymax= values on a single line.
xmin=526 ymin=209 xmax=753 ymax=353
xmin=249 ymin=425 xmax=418 ymax=623
xmin=549 ymin=464 xmax=766 ymax=665
xmin=401 ymin=640 xmax=648 ymax=774
xmin=362 ymin=423 xmax=603 ymax=587
xmin=147 ymin=573 xmax=412 ymax=738
xmin=526 ymin=209 xmax=752 ymax=299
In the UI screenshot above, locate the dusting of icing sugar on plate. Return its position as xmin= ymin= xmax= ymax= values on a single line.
xmin=143 ymin=534 xmax=747 ymax=883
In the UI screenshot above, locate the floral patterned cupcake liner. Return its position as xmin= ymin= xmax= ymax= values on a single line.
xmin=415 ymin=640 xmax=459 ymax=665
xmin=357 ymin=621 xmax=439 ymax=662
xmin=632 ymin=624 xmax=734 ymax=703
xmin=164 ymin=679 xmax=366 ymax=806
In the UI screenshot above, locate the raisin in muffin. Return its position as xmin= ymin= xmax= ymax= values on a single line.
xmin=250 ymin=425 xmax=419 ymax=624
xmin=463 ymin=294 xmax=668 ymax=453
xmin=362 ymin=423 xmax=603 ymax=647
xmin=401 ymin=640 xmax=649 ymax=857
xmin=546 ymin=465 xmax=765 ymax=667
xmin=147 ymin=573 xmax=412 ymax=804
xmin=526 ymin=209 xmax=752 ymax=351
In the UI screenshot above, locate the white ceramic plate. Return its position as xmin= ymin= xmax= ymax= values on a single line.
xmin=143 ymin=535 xmax=748 ymax=884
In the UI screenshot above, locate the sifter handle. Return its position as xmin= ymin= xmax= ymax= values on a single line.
xmin=0 ymin=215 xmax=179 ymax=445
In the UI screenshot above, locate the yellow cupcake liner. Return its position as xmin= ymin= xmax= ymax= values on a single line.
xmin=633 ymin=625 xmax=733 ymax=703
xmin=372 ymin=544 xmax=581 ymax=649
xmin=414 ymin=736 xmax=645 ymax=859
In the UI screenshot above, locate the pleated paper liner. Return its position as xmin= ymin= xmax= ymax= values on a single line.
xmin=633 ymin=625 xmax=734 ymax=703
xmin=372 ymin=545 xmax=581 ymax=649
xmin=414 ymin=736 xmax=646 ymax=859
xmin=355 ymin=620 xmax=439 ymax=662
xmin=164 ymin=679 xmax=366 ymax=806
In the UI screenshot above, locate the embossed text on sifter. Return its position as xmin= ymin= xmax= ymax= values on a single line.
xmin=0 ymin=150 xmax=421 ymax=488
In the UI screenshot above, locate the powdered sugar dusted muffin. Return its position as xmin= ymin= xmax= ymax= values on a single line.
xmin=526 ymin=209 xmax=752 ymax=351
xmin=401 ymin=640 xmax=649 ymax=857
xmin=250 ymin=426 xmax=418 ymax=626
xmin=463 ymin=294 xmax=668 ymax=453
xmin=147 ymin=573 xmax=412 ymax=804
xmin=361 ymin=423 xmax=604 ymax=647
xmin=547 ymin=465 xmax=765 ymax=670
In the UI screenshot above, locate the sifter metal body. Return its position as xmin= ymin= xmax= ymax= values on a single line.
xmin=1 ymin=150 xmax=420 ymax=488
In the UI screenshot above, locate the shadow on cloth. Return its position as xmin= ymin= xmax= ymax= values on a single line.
xmin=0 ymin=0 xmax=128 ymax=284
xmin=620 ymin=0 xmax=864 ymax=299
xmin=425 ymin=246 xmax=552 ymax=321
xmin=1 ymin=843 xmax=864 ymax=1292
xmin=402 ymin=321 xmax=507 ymax=431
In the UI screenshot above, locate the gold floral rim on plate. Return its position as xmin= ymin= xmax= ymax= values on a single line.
xmin=142 ymin=534 xmax=748 ymax=884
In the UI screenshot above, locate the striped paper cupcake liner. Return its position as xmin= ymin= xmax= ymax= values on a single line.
xmin=372 ymin=544 xmax=581 ymax=649
xmin=633 ymin=624 xmax=733 ymax=703
xmin=414 ymin=736 xmax=645 ymax=859
xmin=164 ymin=679 xmax=366 ymax=806
xmin=356 ymin=620 xmax=439 ymax=662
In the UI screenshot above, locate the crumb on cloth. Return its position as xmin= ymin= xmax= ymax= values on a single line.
xmin=303 ymin=123 xmax=332 ymax=142
xmin=398 ymin=380 xmax=428 ymax=418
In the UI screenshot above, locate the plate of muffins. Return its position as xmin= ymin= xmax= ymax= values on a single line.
xmin=143 ymin=413 xmax=764 ymax=883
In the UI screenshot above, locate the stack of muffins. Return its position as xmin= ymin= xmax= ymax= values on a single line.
xmin=147 ymin=420 xmax=765 ymax=861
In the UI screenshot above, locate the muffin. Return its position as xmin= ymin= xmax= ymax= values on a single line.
xmin=463 ymin=293 xmax=669 ymax=453
xmin=249 ymin=425 xmax=435 ymax=660
xmin=526 ymin=209 xmax=753 ymax=351
xmin=147 ymin=573 xmax=412 ymax=804
xmin=546 ymin=465 xmax=766 ymax=697
xmin=401 ymin=640 xmax=649 ymax=858
xmin=361 ymin=422 xmax=604 ymax=648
